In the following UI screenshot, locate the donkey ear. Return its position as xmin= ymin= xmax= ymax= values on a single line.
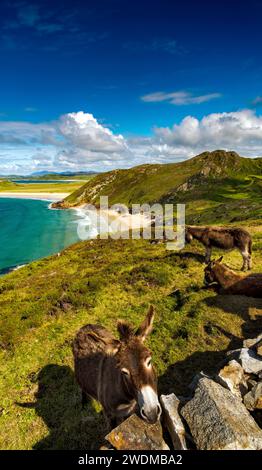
xmin=136 ymin=306 xmax=155 ymax=342
xmin=217 ymin=256 xmax=223 ymax=263
xmin=117 ymin=321 xmax=134 ymax=342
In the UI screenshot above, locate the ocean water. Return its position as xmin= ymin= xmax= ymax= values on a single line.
xmin=0 ymin=198 xmax=81 ymax=274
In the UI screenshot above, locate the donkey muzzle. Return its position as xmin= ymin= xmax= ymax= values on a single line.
xmin=138 ymin=386 xmax=162 ymax=424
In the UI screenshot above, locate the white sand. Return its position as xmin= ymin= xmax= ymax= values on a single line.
xmin=100 ymin=209 xmax=152 ymax=230
xmin=0 ymin=192 xmax=69 ymax=201
xmin=75 ymin=206 xmax=152 ymax=236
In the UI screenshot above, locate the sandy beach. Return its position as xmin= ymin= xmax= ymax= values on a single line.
xmin=0 ymin=194 xmax=152 ymax=230
xmin=101 ymin=208 xmax=152 ymax=230
xmin=75 ymin=206 xmax=152 ymax=237
xmin=0 ymin=192 xmax=69 ymax=201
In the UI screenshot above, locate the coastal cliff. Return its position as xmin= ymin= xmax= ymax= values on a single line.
xmin=52 ymin=150 xmax=262 ymax=225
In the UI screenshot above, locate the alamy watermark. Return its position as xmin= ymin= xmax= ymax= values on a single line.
xmin=76 ymin=196 xmax=185 ymax=251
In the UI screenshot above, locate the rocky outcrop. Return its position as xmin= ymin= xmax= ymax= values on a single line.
xmin=181 ymin=377 xmax=262 ymax=450
xmin=105 ymin=334 xmax=262 ymax=451
xmin=244 ymin=334 xmax=262 ymax=357
xmin=244 ymin=382 xmax=262 ymax=411
xmin=238 ymin=348 xmax=262 ymax=375
xmin=160 ymin=393 xmax=187 ymax=450
xmin=105 ymin=414 xmax=169 ymax=450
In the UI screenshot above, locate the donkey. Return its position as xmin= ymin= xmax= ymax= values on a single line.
xmin=73 ymin=306 xmax=161 ymax=428
xmin=204 ymin=257 xmax=262 ymax=297
xmin=185 ymin=225 xmax=252 ymax=270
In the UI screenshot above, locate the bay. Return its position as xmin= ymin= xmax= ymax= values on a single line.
xmin=0 ymin=198 xmax=81 ymax=274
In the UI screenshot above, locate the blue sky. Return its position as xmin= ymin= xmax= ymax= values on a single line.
xmin=0 ymin=0 xmax=262 ymax=174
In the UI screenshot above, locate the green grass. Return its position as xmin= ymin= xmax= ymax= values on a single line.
xmin=0 ymin=181 xmax=88 ymax=194
xmin=0 ymin=221 xmax=261 ymax=449
xmin=0 ymin=180 xmax=18 ymax=191
xmin=0 ymin=150 xmax=261 ymax=449
xmin=57 ymin=150 xmax=262 ymax=208
xmin=53 ymin=152 xmax=262 ymax=227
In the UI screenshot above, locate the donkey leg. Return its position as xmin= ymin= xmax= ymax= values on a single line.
xmin=248 ymin=255 xmax=252 ymax=270
xmin=205 ymin=247 xmax=212 ymax=264
xmin=241 ymin=251 xmax=249 ymax=271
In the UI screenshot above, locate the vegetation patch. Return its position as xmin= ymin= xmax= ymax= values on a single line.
xmin=0 ymin=221 xmax=261 ymax=449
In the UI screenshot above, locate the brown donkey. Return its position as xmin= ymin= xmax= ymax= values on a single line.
xmin=73 ymin=306 xmax=161 ymax=428
xmin=204 ymin=257 xmax=262 ymax=297
xmin=185 ymin=225 xmax=252 ymax=270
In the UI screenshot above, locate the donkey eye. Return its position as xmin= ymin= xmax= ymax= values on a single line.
xmin=121 ymin=368 xmax=130 ymax=376
xmin=145 ymin=357 xmax=152 ymax=368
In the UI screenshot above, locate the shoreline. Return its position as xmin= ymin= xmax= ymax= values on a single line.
xmin=75 ymin=205 xmax=152 ymax=234
xmin=0 ymin=200 xmax=152 ymax=276
xmin=0 ymin=192 xmax=68 ymax=201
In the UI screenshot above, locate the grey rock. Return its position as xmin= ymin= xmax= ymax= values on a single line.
xmin=244 ymin=382 xmax=262 ymax=411
xmin=160 ymin=394 xmax=187 ymax=450
xmin=181 ymin=378 xmax=262 ymax=450
xmin=239 ymin=348 xmax=262 ymax=375
xmin=105 ymin=414 xmax=169 ymax=450
xmin=243 ymin=334 xmax=262 ymax=349
xmin=246 ymin=377 xmax=259 ymax=391
xmin=225 ymin=349 xmax=243 ymax=363
xmin=188 ymin=371 xmax=210 ymax=392
xmin=216 ymin=360 xmax=247 ymax=398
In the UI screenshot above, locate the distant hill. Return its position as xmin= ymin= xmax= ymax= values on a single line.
xmin=0 ymin=171 xmax=97 ymax=181
xmin=19 ymin=171 xmax=98 ymax=181
xmin=0 ymin=179 xmax=18 ymax=190
xmin=52 ymin=150 xmax=262 ymax=223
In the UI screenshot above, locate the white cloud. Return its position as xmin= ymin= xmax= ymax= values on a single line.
xmin=57 ymin=111 xmax=127 ymax=153
xmin=154 ymin=110 xmax=262 ymax=153
xmin=0 ymin=109 xmax=262 ymax=175
xmin=141 ymin=90 xmax=221 ymax=105
xmin=0 ymin=111 xmax=132 ymax=174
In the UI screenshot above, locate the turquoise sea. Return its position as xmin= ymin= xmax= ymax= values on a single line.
xmin=0 ymin=198 xmax=81 ymax=274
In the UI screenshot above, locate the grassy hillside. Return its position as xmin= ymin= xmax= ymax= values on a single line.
xmin=53 ymin=150 xmax=262 ymax=224
xmin=0 ymin=150 xmax=261 ymax=450
xmin=0 ymin=222 xmax=261 ymax=449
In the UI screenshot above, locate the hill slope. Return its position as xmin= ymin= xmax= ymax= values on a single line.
xmin=0 ymin=226 xmax=261 ymax=449
xmin=0 ymin=149 xmax=261 ymax=449
xmin=52 ymin=150 xmax=262 ymax=223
